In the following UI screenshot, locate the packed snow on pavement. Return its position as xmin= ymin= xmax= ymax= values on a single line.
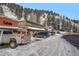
xmin=0 ymin=34 xmax=79 ymax=56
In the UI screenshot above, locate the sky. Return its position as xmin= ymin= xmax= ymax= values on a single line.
xmin=19 ymin=3 xmax=79 ymax=20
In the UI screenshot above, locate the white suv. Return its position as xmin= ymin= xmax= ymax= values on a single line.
xmin=0 ymin=29 xmax=31 ymax=48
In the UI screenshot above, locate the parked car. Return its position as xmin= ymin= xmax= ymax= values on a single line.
xmin=0 ymin=29 xmax=31 ymax=49
xmin=50 ymin=32 xmax=55 ymax=35
xmin=57 ymin=31 xmax=60 ymax=34
xmin=34 ymin=31 xmax=50 ymax=38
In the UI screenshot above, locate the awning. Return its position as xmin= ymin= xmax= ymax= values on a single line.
xmin=27 ymin=26 xmax=45 ymax=31
xmin=0 ymin=26 xmax=21 ymax=29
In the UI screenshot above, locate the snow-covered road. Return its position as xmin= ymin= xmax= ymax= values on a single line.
xmin=0 ymin=34 xmax=79 ymax=56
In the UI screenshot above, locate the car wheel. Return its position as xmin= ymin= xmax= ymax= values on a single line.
xmin=9 ymin=39 xmax=17 ymax=49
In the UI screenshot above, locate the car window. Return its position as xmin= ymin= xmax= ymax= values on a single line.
xmin=0 ymin=31 xmax=1 ymax=35
xmin=0 ymin=31 xmax=1 ymax=34
xmin=3 ymin=31 xmax=12 ymax=34
xmin=38 ymin=32 xmax=48 ymax=35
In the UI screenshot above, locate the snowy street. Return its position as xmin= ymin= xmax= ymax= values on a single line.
xmin=0 ymin=3 xmax=79 ymax=56
xmin=0 ymin=34 xmax=79 ymax=56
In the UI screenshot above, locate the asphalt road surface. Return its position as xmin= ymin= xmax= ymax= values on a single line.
xmin=0 ymin=34 xmax=79 ymax=56
xmin=62 ymin=35 xmax=79 ymax=49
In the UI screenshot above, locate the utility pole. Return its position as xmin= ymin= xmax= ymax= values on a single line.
xmin=59 ymin=16 xmax=62 ymax=31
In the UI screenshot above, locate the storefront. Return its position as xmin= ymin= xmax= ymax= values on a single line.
xmin=18 ymin=20 xmax=45 ymax=37
xmin=27 ymin=26 xmax=45 ymax=37
xmin=0 ymin=16 xmax=31 ymax=47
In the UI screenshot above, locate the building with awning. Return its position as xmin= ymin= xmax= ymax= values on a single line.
xmin=0 ymin=16 xmax=45 ymax=44
xmin=27 ymin=26 xmax=45 ymax=31
xmin=26 ymin=21 xmax=45 ymax=37
xmin=0 ymin=16 xmax=19 ymax=30
xmin=18 ymin=20 xmax=46 ymax=37
xmin=0 ymin=16 xmax=46 ymax=32
xmin=18 ymin=20 xmax=45 ymax=30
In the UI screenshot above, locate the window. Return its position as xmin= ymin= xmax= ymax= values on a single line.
xmin=0 ymin=31 xmax=1 ymax=34
xmin=3 ymin=31 xmax=12 ymax=34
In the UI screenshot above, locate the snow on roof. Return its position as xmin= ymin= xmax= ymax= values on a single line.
xmin=0 ymin=26 xmax=20 ymax=29
xmin=2 ymin=5 xmax=18 ymax=20
xmin=27 ymin=26 xmax=45 ymax=31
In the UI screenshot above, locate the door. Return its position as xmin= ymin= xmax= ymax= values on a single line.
xmin=0 ymin=30 xmax=3 ymax=44
xmin=2 ymin=30 xmax=12 ymax=43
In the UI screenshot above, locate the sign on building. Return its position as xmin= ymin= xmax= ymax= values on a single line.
xmin=0 ymin=17 xmax=17 ymax=27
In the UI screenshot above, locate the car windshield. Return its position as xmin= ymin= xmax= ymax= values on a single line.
xmin=38 ymin=32 xmax=48 ymax=35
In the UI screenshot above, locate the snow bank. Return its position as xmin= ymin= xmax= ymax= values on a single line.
xmin=1 ymin=5 xmax=17 ymax=20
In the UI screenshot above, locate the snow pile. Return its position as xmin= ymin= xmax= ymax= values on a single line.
xmin=40 ymin=13 xmax=48 ymax=25
xmin=1 ymin=5 xmax=17 ymax=20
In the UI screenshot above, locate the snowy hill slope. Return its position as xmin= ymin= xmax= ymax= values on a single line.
xmin=1 ymin=5 xmax=17 ymax=20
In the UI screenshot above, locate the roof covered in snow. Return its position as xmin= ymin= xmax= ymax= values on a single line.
xmin=27 ymin=26 xmax=45 ymax=31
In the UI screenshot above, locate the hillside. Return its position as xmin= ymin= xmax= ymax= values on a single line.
xmin=0 ymin=3 xmax=79 ymax=33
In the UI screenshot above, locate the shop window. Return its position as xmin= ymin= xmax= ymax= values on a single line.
xmin=3 ymin=31 xmax=12 ymax=34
